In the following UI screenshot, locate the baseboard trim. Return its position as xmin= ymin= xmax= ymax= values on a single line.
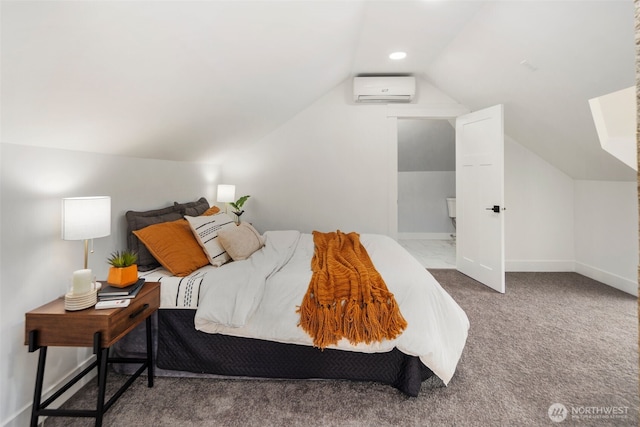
xmin=575 ymin=262 xmax=638 ymax=297
xmin=4 ymin=356 xmax=96 ymax=427
xmin=505 ymin=260 xmax=575 ymax=272
xmin=397 ymin=232 xmax=455 ymax=240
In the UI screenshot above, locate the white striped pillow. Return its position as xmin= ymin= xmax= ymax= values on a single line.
xmin=185 ymin=213 xmax=237 ymax=266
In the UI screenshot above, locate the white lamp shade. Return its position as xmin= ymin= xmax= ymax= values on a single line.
xmin=62 ymin=196 xmax=111 ymax=240
xmin=216 ymin=185 xmax=236 ymax=203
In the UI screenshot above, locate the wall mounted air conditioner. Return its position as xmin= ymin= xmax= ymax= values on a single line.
xmin=353 ymin=76 xmax=416 ymax=103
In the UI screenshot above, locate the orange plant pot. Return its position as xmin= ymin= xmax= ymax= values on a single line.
xmin=107 ymin=265 xmax=138 ymax=288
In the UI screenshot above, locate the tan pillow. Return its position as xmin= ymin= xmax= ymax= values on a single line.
xmin=133 ymin=219 xmax=209 ymax=276
xmin=218 ymin=223 xmax=265 ymax=261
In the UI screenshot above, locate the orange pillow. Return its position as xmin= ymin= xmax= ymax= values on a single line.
xmin=133 ymin=219 xmax=209 ymax=276
xmin=202 ymin=206 xmax=221 ymax=216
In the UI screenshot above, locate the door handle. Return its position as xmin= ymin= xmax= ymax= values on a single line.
xmin=486 ymin=205 xmax=501 ymax=213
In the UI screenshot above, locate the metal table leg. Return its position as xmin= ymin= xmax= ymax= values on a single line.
xmin=95 ymin=345 xmax=109 ymax=427
xmin=30 ymin=345 xmax=47 ymax=427
xmin=146 ymin=315 xmax=154 ymax=387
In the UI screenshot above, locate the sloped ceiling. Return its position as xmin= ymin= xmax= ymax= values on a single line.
xmin=1 ymin=0 xmax=635 ymax=180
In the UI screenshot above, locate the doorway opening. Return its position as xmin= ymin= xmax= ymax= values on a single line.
xmin=396 ymin=118 xmax=456 ymax=269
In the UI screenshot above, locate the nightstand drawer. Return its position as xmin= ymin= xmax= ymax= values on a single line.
xmin=25 ymin=282 xmax=160 ymax=348
xmin=100 ymin=284 xmax=160 ymax=347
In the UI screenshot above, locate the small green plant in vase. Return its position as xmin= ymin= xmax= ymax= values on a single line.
xmin=229 ymin=195 xmax=250 ymax=224
xmin=107 ymin=249 xmax=138 ymax=287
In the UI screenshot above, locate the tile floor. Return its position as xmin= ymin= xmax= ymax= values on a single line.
xmin=398 ymin=239 xmax=456 ymax=269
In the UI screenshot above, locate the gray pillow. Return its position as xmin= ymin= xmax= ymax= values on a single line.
xmin=174 ymin=197 xmax=210 ymax=217
xmin=126 ymin=205 xmax=185 ymax=271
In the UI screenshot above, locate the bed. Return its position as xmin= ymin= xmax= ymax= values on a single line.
xmin=111 ymin=199 xmax=469 ymax=397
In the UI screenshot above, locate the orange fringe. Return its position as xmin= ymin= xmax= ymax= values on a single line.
xmin=297 ymin=231 xmax=407 ymax=349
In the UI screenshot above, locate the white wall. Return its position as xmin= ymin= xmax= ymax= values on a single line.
xmin=221 ymin=81 xmax=394 ymax=234
xmin=0 ymin=143 xmax=219 ymax=427
xmin=504 ymin=138 xmax=637 ymax=294
xmin=574 ymin=180 xmax=638 ymax=295
xmin=504 ymin=137 xmax=575 ymax=271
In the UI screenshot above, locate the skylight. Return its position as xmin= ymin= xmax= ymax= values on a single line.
xmin=589 ymin=87 xmax=637 ymax=171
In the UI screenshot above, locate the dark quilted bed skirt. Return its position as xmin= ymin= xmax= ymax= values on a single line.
xmin=113 ymin=309 xmax=433 ymax=397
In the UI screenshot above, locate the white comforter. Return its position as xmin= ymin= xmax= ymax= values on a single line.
xmin=193 ymin=230 xmax=469 ymax=385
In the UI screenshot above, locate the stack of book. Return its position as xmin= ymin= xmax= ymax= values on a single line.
xmin=97 ymin=278 xmax=145 ymax=302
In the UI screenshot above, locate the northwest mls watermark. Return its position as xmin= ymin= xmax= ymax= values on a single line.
xmin=548 ymin=403 xmax=629 ymax=423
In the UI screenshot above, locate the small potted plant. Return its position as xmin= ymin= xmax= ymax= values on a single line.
xmin=106 ymin=250 xmax=138 ymax=287
xmin=229 ymin=195 xmax=250 ymax=224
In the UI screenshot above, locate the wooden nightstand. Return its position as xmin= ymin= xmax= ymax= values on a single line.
xmin=25 ymin=281 xmax=160 ymax=427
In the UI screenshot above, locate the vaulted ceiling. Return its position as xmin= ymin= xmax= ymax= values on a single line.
xmin=2 ymin=1 xmax=635 ymax=180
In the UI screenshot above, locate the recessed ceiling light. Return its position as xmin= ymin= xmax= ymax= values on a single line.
xmin=389 ymin=51 xmax=407 ymax=60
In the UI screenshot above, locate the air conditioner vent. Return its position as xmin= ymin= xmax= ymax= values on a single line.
xmin=353 ymin=76 xmax=415 ymax=103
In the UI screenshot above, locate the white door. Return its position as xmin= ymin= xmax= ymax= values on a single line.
xmin=455 ymin=105 xmax=505 ymax=293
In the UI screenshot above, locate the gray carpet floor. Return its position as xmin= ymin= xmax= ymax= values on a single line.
xmin=43 ymin=271 xmax=638 ymax=426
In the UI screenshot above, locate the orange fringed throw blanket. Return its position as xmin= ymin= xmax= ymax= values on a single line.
xmin=297 ymin=230 xmax=407 ymax=349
